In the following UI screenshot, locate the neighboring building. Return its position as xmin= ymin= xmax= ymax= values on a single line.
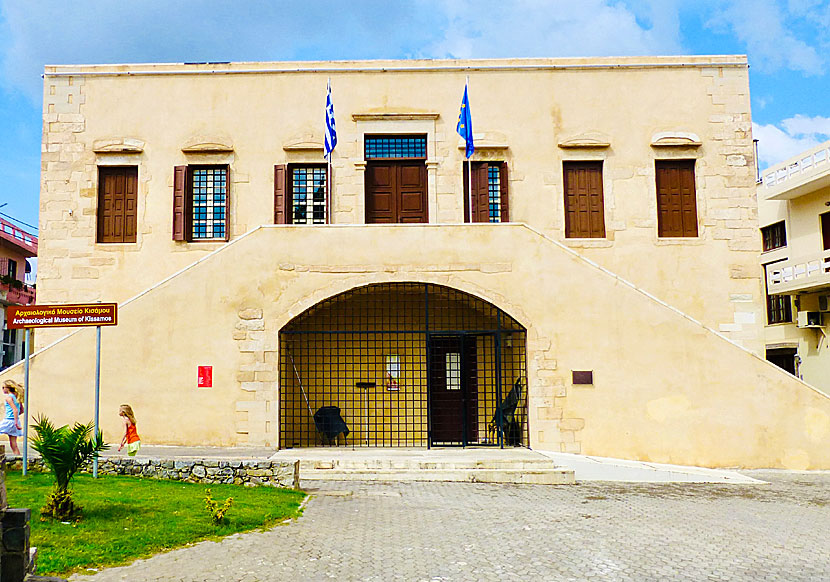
xmin=759 ymin=140 xmax=830 ymax=392
xmin=2 ymin=55 xmax=829 ymax=469
xmin=0 ymin=217 xmax=37 ymax=370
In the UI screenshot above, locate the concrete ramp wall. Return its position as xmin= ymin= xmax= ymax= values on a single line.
xmin=3 ymin=224 xmax=828 ymax=468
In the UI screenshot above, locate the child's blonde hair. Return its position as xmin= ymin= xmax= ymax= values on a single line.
xmin=119 ymin=404 xmax=137 ymax=425
xmin=3 ymin=380 xmax=23 ymax=403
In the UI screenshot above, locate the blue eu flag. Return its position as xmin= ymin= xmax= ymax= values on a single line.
xmin=457 ymin=83 xmax=474 ymax=159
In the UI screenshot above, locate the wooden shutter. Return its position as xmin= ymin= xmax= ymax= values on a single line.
xmin=463 ymin=162 xmax=490 ymax=223
xmin=172 ymin=165 xmax=187 ymax=241
xmin=221 ymin=164 xmax=231 ymax=241
xmin=563 ymin=161 xmax=605 ymax=238
xmin=656 ymin=160 xmax=698 ymax=237
xmin=463 ymin=162 xmax=472 ymax=222
xmin=473 ymin=163 xmax=490 ymax=223
xmin=274 ymin=165 xmax=288 ymax=224
xmin=98 ymin=169 xmax=116 ymax=242
xmin=499 ymin=162 xmax=509 ymax=222
xmin=124 ymin=168 xmax=138 ymax=242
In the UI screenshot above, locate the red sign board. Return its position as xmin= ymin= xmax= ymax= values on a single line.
xmin=198 ymin=366 xmax=213 ymax=388
xmin=6 ymin=303 xmax=118 ymax=329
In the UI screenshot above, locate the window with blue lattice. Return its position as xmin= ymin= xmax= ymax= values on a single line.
xmin=290 ymin=166 xmax=327 ymax=225
xmin=172 ymin=165 xmax=230 ymax=242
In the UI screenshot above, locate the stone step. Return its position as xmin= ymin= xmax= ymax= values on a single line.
xmin=301 ymin=467 xmax=575 ymax=485
xmin=300 ymin=458 xmax=561 ymax=471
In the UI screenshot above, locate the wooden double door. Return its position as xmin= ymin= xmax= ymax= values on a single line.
xmin=365 ymin=161 xmax=428 ymax=223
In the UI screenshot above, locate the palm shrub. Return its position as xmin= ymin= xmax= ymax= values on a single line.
xmin=31 ymin=415 xmax=108 ymax=520
xmin=204 ymin=488 xmax=234 ymax=524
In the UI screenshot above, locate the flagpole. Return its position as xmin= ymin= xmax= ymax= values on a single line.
xmin=466 ymin=76 xmax=473 ymax=223
xmin=327 ymin=155 xmax=332 ymax=224
xmin=327 ymin=78 xmax=331 ymax=224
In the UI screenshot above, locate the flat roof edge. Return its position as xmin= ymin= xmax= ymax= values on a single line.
xmin=43 ymin=55 xmax=749 ymax=76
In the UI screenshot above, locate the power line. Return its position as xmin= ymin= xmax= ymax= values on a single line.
xmin=0 ymin=211 xmax=38 ymax=232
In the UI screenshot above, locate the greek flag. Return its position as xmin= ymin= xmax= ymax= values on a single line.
xmin=457 ymin=82 xmax=474 ymax=159
xmin=324 ymin=79 xmax=337 ymax=161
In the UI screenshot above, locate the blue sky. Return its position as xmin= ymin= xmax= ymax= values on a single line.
xmin=1 ymin=0 xmax=829 ymax=233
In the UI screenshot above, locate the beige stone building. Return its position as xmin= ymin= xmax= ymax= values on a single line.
xmin=3 ymin=55 xmax=829 ymax=468
xmin=759 ymin=140 xmax=830 ymax=394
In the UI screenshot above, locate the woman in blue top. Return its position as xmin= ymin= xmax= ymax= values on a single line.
xmin=0 ymin=380 xmax=23 ymax=455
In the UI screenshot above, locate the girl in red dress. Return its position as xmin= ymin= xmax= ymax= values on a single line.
xmin=117 ymin=404 xmax=141 ymax=456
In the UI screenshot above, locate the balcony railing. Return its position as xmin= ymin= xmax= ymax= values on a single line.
xmin=767 ymin=249 xmax=830 ymax=295
xmin=762 ymin=141 xmax=830 ymax=201
xmin=0 ymin=280 xmax=36 ymax=305
xmin=0 ymin=217 xmax=37 ymax=255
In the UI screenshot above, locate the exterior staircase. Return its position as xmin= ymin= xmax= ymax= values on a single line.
xmin=274 ymin=448 xmax=575 ymax=485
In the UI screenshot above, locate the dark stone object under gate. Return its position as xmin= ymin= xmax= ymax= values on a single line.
xmin=0 ymin=446 xmax=46 ymax=582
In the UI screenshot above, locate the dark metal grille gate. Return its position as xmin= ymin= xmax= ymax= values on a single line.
xmin=279 ymin=283 xmax=527 ymax=448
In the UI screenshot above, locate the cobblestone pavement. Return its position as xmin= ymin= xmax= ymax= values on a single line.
xmin=70 ymin=471 xmax=830 ymax=582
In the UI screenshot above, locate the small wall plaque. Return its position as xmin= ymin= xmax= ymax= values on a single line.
xmin=572 ymin=370 xmax=593 ymax=385
xmin=198 ymin=366 xmax=213 ymax=388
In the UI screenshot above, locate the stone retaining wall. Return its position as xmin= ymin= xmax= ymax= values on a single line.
xmin=6 ymin=457 xmax=300 ymax=489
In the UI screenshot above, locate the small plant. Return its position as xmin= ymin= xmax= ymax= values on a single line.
xmin=30 ymin=415 xmax=108 ymax=521
xmin=204 ymin=488 xmax=234 ymax=524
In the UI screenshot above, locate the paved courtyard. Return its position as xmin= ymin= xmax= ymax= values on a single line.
xmin=70 ymin=471 xmax=830 ymax=582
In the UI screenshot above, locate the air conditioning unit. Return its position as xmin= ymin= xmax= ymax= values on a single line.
xmin=819 ymin=295 xmax=830 ymax=312
xmin=797 ymin=311 xmax=823 ymax=328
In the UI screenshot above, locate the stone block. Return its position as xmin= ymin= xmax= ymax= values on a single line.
xmin=71 ymin=266 xmax=99 ymax=279
xmin=1 ymin=553 xmax=27 ymax=581
xmin=237 ymin=341 xmax=264 ymax=353
xmin=729 ymin=264 xmax=757 ymax=279
xmin=236 ymin=319 xmax=265 ymax=331
xmin=236 ymin=371 xmax=255 ymax=382
xmin=727 ymin=239 xmax=761 ymax=252
xmin=536 ymin=406 xmax=563 ymax=421
xmin=2 ymin=523 xmax=29 ymax=553
xmin=0 ymin=508 xmax=30 ymax=527
xmin=89 ymin=257 xmax=116 ymax=266
xmin=238 ymin=308 xmax=263 ymax=320
xmin=559 ymin=418 xmax=585 ymax=431
xmin=725 ymin=154 xmax=747 ymax=167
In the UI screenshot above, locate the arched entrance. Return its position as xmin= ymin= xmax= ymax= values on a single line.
xmin=279 ymin=283 xmax=528 ymax=448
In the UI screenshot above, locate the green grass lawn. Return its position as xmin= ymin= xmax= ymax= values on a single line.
xmin=5 ymin=471 xmax=306 ymax=577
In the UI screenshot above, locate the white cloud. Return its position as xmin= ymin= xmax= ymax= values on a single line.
xmin=0 ymin=0 xmax=687 ymax=102
xmin=781 ymin=114 xmax=830 ymax=136
xmin=707 ymin=0 xmax=824 ymax=75
xmin=0 ymin=1 xmax=441 ymax=100
xmin=427 ymin=0 xmax=682 ymax=59
xmin=753 ymin=116 xmax=830 ymax=169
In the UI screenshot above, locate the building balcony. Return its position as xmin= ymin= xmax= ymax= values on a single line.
xmin=761 ymin=141 xmax=830 ymax=201
xmin=0 ymin=281 xmax=36 ymax=305
xmin=767 ymin=248 xmax=830 ymax=295
xmin=0 ymin=217 xmax=37 ymax=257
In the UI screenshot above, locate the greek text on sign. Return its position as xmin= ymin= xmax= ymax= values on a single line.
xmin=6 ymin=303 xmax=118 ymax=329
